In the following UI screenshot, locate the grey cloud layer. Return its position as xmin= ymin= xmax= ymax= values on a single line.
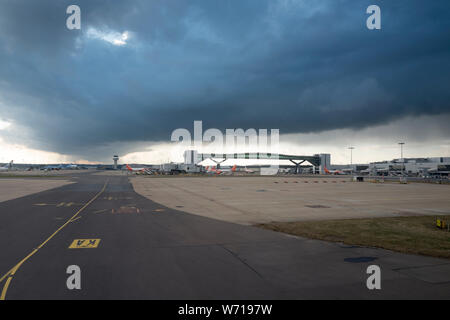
xmin=0 ymin=0 xmax=449 ymax=159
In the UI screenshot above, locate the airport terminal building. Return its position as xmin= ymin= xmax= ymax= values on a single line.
xmin=368 ymin=157 xmax=450 ymax=176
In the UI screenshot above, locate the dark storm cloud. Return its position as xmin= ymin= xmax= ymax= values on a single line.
xmin=0 ymin=0 xmax=449 ymax=159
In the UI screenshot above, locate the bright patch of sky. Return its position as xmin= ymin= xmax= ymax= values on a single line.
xmin=86 ymin=28 xmax=130 ymax=46
xmin=0 ymin=119 xmax=11 ymax=130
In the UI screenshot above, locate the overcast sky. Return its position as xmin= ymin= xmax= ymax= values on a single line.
xmin=0 ymin=0 xmax=449 ymax=164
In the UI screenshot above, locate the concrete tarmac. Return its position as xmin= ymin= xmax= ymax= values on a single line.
xmin=0 ymin=178 xmax=74 ymax=203
xmin=0 ymin=173 xmax=449 ymax=299
xmin=132 ymin=176 xmax=450 ymax=224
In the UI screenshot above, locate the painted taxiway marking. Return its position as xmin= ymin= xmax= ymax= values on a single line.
xmin=102 ymin=196 xmax=133 ymax=201
xmin=93 ymin=209 xmax=108 ymax=214
xmin=69 ymin=239 xmax=101 ymax=249
xmin=0 ymin=179 xmax=109 ymax=300
xmin=95 ymin=207 xmax=141 ymax=214
xmin=154 ymin=208 xmax=165 ymax=212
xmin=33 ymin=202 xmax=83 ymax=207
xmin=69 ymin=216 xmax=82 ymax=223
xmin=111 ymin=206 xmax=141 ymax=214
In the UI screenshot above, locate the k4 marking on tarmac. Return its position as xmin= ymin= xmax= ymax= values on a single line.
xmin=69 ymin=239 xmax=101 ymax=249
xmin=34 ymin=202 xmax=83 ymax=207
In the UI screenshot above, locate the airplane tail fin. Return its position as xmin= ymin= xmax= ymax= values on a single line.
xmin=126 ymin=164 xmax=133 ymax=171
xmin=231 ymin=164 xmax=237 ymax=172
xmin=9 ymin=160 xmax=13 ymax=168
xmin=324 ymin=166 xmax=330 ymax=174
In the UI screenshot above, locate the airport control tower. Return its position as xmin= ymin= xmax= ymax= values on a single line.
xmin=113 ymin=155 xmax=119 ymax=170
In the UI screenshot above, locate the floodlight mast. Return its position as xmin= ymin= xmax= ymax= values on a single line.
xmin=348 ymin=147 xmax=355 ymax=175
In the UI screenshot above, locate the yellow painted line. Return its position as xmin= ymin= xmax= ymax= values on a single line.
xmin=154 ymin=208 xmax=165 ymax=212
xmin=68 ymin=239 xmax=101 ymax=249
xmin=69 ymin=216 xmax=82 ymax=223
xmin=93 ymin=209 xmax=108 ymax=214
xmin=0 ymin=179 xmax=109 ymax=300
xmin=0 ymin=276 xmax=12 ymax=300
xmin=0 ymin=268 xmax=13 ymax=284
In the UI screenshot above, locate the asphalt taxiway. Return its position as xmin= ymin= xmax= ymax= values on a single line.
xmin=0 ymin=172 xmax=449 ymax=299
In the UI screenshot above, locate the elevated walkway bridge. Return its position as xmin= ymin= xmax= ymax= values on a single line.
xmin=196 ymin=153 xmax=328 ymax=174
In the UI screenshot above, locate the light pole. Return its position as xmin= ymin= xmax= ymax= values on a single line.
xmin=398 ymin=142 xmax=405 ymax=176
xmin=348 ymin=147 xmax=355 ymax=175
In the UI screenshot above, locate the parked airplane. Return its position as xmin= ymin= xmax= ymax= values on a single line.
xmin=0 ymin=160 xmax=13 ymax=171
xmin=204 ymin=166 xmax=214 ymax=174
xmin=64 ymin=164 xmax=78 ymax=169
xmin=125 ymin=164 xmax=152 ymax=174
xmin=42 ymin=165 xmax=61 ymax=171
xmin=205 ymin=165 xmax=237 ymax=175
xmin=324 ymin=166 xmax=346 ymax=175
xmin=41 ymin=164 xmax=78 ymax=171
xmin=244 ymin=166 xmax=255 ymax=174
